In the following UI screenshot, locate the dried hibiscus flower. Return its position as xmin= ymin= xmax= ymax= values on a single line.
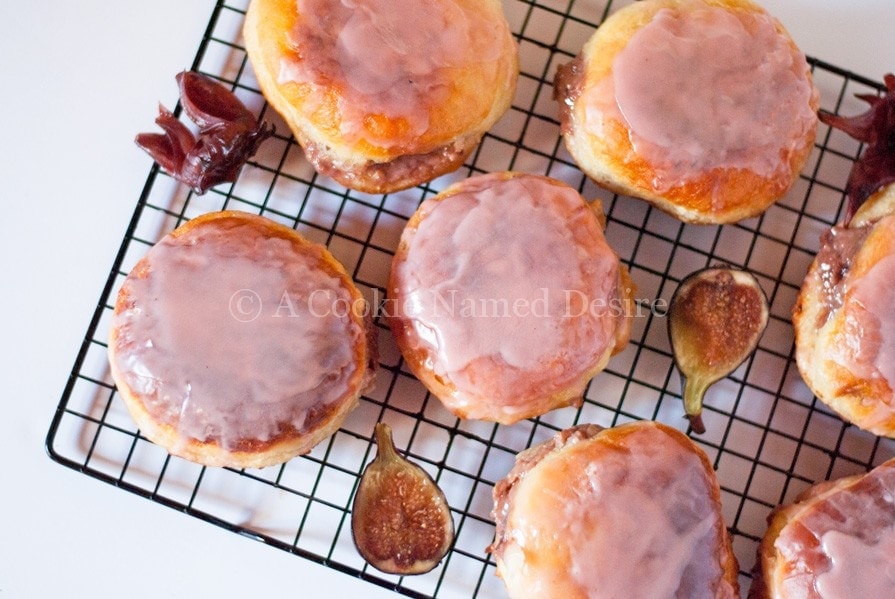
xmin=819 ymin=73 xmax=895 ymax=225
xmin=136 ymin=71 xmax=274 ymax=194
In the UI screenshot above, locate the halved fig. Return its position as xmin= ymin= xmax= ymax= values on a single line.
xmin=668 ymin=266 xmax=769 ymax=433
xmin=351 ymin=422 xmax=454 ymax=575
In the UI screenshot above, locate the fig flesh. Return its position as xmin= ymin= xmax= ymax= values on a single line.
xmin=668 ymin=267 xmax=769 ymax=433
xmin=351 ymin=422 xmax=454 ymax=575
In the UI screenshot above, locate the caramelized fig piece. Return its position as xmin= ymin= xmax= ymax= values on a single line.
xmin=819 ymin=73 xmax=895 ymax=225
xmin=668 ymin=267 xmax=769 ymax=434
xmin=351 ymin=422 xmax=454 ymax=575
xmin=135 ymin=71 xmax=274 ymax=194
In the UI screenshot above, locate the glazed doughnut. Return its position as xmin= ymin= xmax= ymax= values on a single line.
xmin=793 ymin=199 xmax=895 ymax=438
xmin=554 ymin=0 xmax=818 ymax=224
xmin=750 ymin=458 xmax=895 ymax=598
xmin=489 ymin=421 xmax=740 ymax=598
xmin=243 ymin=0 xmax=518 ymax=193
xmin=387 ymin=172 xmax=631 ymax=425
xmin=108 ymin=211 xmax=376 ymax=469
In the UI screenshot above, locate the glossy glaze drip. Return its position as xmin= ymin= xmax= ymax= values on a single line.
xmin=392 ymin=174 xmax=620 ymax=407
xmin=504 ymin=425 xmax=734 ymax=598
xmin=774 ymin=460 xmax=895 ymax=598
xmin=111 ymin=218 xmax=362 ymax=451
xmin=280 ymin=0 xmax=503 ymax=147
xmin=584 ymin=3 xmax=815 ymax=194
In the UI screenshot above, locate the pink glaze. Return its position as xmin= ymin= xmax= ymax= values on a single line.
xmin=391 ymin=174 xmax=622 ymax=418
xmin=584 ymin=3 xmax=816 ymax=196
xmin=499 ymin=424 xmax=736 ymax=598
xmin=773 ymin=460 xmax=895 ymax=598
xmin=815 ymin=527 xmax=895 ymax=598
xmin=110 ymin=215 xmax=364 ymax=451
xmin=279 ymin=0 xmax=506 ymax=147
xmin=829 ymin=216 xmax=895 ymax=421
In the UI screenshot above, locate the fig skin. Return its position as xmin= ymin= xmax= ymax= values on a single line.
xmin=668 ymin=267 xmax=769 ymax=433
xmin=351 ymin=422 xmax=454 ymax=575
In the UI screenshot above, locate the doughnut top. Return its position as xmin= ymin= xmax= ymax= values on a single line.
xmin=772 ymin=460 xmax=895 ymax=598
xmin=492 ymin=422 xmax=737 ymax=598
xmin=390 ymin=173 xmax=623 ymax=420
xmin=110 ymin=212 xmax=365 ymax=454
xmin=583 ymin=1 xmax=816 ymax=196
xmin=279 ymin=0 xmax=504 ymax=148
xmin=556 ymin=0 xmax=819 ymax=223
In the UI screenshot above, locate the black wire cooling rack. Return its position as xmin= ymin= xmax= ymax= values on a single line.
xmin=46 ymin=0 xmax=894 ymax=597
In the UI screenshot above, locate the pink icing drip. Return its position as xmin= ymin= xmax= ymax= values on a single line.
xmin=585 ymin=3 xmax=815 ymax=194
xmin=111 ymin=219 xmax=362 ymax=450
xmin=279 ymin=0 xmax=504 ymax=147
xmin=393 ymin=174 xmax=620 ymax=404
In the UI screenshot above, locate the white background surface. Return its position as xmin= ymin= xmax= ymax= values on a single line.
xmin=0 ymin=1 xmax=891 ymax=597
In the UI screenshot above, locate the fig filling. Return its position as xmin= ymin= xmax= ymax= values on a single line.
xmin=813 ymin=224 xmax=871 ymax=327
xmin=303 ymin=138 xmax=469 ymax=192
xmin=553 ymin=55 xmax=585 ymax=135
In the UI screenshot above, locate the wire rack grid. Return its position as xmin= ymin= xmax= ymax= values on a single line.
xmin=46 ymin=0 xmax=894 ymax=597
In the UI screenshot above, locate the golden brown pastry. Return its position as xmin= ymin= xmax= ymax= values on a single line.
xmin=554 ymin=0 xmax=818 ymax=224
xmin=750 ymin=458 xmax=895 ymax=598
xmin=108 ymin=211 xmax=376 ymax=469
xmin=387 ymin=172 xmax=631 ymax=425
xmin=489 ymin=421 xmax=740 ymax=598
xmin=243 ymin=0 xmax=518 ymax=193
xmin=793 ymin=191 xmax=895 ymax=438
